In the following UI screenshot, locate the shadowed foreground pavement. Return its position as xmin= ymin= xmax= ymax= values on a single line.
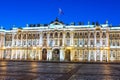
xmin=0 ymin=61 xmax=120 ymax=80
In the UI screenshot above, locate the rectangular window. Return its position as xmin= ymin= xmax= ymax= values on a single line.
xmin=49 ymin=40 xmax=53 ymax=47
xmin=60 ymin=40 xmax=62 ymax=46
xmin=55 ymin=40 xmax=57 ymax=45
xmin=91 ymin=40 xmax=93 ymax=45
xmin=85 ymin=40 xmax=87 ymax=45
xmin=67 ymin=40 xmax=70 ymax=46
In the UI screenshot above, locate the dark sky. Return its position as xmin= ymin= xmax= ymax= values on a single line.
xmin=0 ymin=0 xmax=120 ymax=29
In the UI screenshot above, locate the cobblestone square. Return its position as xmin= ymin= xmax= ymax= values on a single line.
xmin=0 ymin=61 xmax=120 ymax=80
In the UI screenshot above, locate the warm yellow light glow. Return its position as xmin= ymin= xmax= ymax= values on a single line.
xmin=2 ymin=47 xmax=6 ymax=49
xmin=33 ymin=47 xmax=37 ymax=49
xmin=66 ymin=47 xmax=72 ymax=49
xmin=104 ymin=47 xmax=110 ymax=49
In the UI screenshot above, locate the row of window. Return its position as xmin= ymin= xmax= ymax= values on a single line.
xmin=4 ymin=39 xmax=120 ymax=47
xmin=4 ymin=32 xmax=107 ymax=41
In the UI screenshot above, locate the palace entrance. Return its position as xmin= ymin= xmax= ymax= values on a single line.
xmin=42 ymin=49 xmax=47 ymax=60
xmin=52 ymin=49 xmax=60 ymax=61
xmin=65 ymin=49 xmax=71 ymax=61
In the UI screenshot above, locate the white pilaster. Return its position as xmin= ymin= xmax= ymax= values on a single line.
xmin=11 ymin=50 xmax=13 ymax=60
xmin=20 ymin=50 xmax=22 ymax=60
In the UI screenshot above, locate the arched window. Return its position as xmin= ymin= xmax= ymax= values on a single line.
xmin=66 ymin=32 xmax=70 ymax=38
xmin=90 ymin=33 xmax=94 ymax=38
xmin=50 ymin=33 xmax=53 ymax=38
xmin=74 ymin=33 xmax=78 ymax=38
xmin=60 ymin=32 xmax=63 ymax=38
xmin=43 ymin=33 xmax=47 ymax=38
xmin=23 ymin=34 xmax=26 ymax=39
xmin=18 ymin=34 xmax=21 ymax=39
xmin=54 ymin=32 xmax=58 ymax=38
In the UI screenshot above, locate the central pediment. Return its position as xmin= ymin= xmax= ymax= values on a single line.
xmin=49 ymin=18 xmax=64 ymax=29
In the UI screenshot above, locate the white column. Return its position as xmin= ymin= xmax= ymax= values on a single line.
xmin=49 ymin=50 xmax=52 ymax=60
xmin=88 ymin=50 xmax=91 ymax=61
xmin=94 ymin=50 xmax=96 ymax=61
xmin=100 ymin=50 xmax=103 ymax=62
xmin=60 ymin=49 xmax=64 ymax=61
xmin=47 ymin=50 xmax=50 ymax=61
xmin=20 ymin=50 xmax=22 ymax=60
xmin=71 ymin=50 xmax=74 ymax=61
xmin=39 ymin=50 xmax=42 ymax=60
xmin=107 ymin=50 xmax=109 ymax=62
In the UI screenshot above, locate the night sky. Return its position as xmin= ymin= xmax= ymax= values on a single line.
xmin=0 ymin=0 xmax=120 ymax=30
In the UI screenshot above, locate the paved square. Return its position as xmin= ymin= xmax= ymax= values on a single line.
xmin=0 ymin=61 xmax=120 ymax=80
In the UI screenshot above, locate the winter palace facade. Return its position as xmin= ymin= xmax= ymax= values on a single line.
xmin=0 ymin=18 xmax=120 ymax=62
